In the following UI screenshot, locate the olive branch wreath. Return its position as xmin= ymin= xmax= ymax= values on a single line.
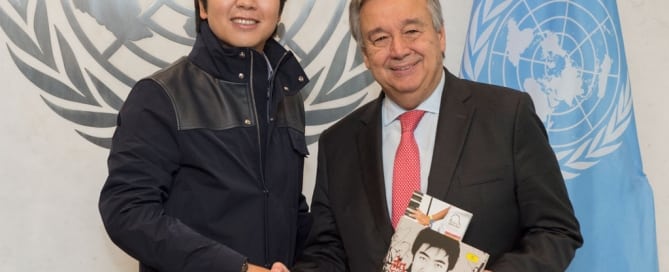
xmin=460 ymin=0 xmax=632 ymax=179
xmin=1 ymin=0 xmax=121 ymax=148
xmin=0 ymin=0 xmax=375 ymax=148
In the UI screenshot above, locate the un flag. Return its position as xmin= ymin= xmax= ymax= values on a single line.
xmin=460 ymin=0 xmax=658 ymax=271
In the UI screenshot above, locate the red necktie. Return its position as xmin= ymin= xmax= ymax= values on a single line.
xmin=391 ymin=110 xmax=425 ymax=228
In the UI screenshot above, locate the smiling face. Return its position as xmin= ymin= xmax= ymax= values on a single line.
xmin=198 ymin=0 xmax=280 ymax=52
xmin=359 ymin=0 xmax=445 ymax=110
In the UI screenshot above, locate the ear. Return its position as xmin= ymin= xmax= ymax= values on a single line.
xmin=439 ymin=25 xmax=446 ymax=54
xmin=198 ymin=0 xmax=208 ymax=20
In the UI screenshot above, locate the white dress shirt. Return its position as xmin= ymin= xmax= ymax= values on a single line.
xmin=382 ymin=70 xmax=445 ymax=216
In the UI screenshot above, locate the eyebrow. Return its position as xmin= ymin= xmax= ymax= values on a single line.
xmin=417 ymin=252 xmax=430 ymax=258
xmin=417 ymin=250 xmax=449 ymax=264
xmin=401 ymin=18 xmax=426 ymax=28
xmin=366 ymin=27 xmax=386 ymax=39
xmin=365 ymin=18 xmax=427 ymax=38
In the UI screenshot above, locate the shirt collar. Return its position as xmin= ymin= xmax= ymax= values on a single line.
xmin=382 ymin=69 xmax=446 ymax=126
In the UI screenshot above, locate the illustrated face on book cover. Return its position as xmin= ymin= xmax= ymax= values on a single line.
xmin=410 ymin=243 xmax=451 ymax=272
xmin=408 ymin=229 xmax=459 ymax=272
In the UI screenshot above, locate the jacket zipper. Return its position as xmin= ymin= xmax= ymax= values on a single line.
xmin=252 ymin=50 xmax=291 ymax=267
xmin=248 ymin=52 xmax=271 ymax=267
xmin=265 ymin=51 xmax=289 ymax=123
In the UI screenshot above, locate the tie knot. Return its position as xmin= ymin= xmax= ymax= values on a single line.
xmin=399 ymin=110 xmax=425 ymax=133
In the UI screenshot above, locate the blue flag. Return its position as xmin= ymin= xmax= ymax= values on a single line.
xmin=460 ymin=0 xmax=658 ymax=271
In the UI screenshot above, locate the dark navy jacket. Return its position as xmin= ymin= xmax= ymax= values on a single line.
xmin=99 ymin=22 xmax=311 ymax=272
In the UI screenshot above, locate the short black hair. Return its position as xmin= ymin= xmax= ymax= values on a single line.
xmin=194 ymin=0 xmax=288 ymax=33
xmin=411 ymin=228 xmax=460 ymax=271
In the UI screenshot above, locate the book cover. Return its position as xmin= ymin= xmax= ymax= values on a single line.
xmin=383 ymin=191 xmax=489 ymax=272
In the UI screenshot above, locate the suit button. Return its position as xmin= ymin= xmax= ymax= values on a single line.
xmin=239 ymin=51 xmax=246 ymax=58
xmin=283 ymin=86 xmax=290 ymax=92
xmin=238 ymin=73 xmax=245 ymax=80
xmin=244 ymin=119 xmax=252 ymax=125
xmin=298 ymin=75 xmax=305 ymax=82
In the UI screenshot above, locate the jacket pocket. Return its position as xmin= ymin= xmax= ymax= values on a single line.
xmin=456 ymin=166 xmax=510 ymax=188
xmin=288 ymin=128 xmax=309 ymax=157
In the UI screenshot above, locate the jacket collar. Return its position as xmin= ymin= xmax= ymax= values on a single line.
xmin=187 ymin=22 xmax=308 ymax=95
xmin=426 ymin=68 xmax=474 ymax=198
xmin=357 ymin=95 xmax=394 ymax=244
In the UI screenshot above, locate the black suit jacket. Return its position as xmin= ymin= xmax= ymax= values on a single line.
xmin=294 ymin=69 xmax=582 ymax=272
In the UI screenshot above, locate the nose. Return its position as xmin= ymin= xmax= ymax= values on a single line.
xmin=389 ymin=36 xmax=411 ymax=59
xmin=236 ymin=0 xmax=257 ymax=9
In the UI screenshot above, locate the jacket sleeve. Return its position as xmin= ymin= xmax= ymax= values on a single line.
xmin=490 ymin=93 xmax=583 ymax=271
xmin=292 ymin=137 xmax=349 ymax=272
xmin=98 ymin=80 xmax=246 ymax=272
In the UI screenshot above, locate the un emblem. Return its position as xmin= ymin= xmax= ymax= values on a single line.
xmin=0 ymin=0 xmax=374 ymax=148
xmin=462 ymin=0 xmax=633 ymax=179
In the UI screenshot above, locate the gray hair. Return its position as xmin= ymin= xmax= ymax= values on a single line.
xmin=348 ymin=0 xmax=444 ymax=48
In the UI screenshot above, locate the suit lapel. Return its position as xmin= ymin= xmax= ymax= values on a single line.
xmin=356 ymin=96 xmax=394 ymax=243
xmin=427 ymin=69 xmax=475 ymax=198
xmin=352 ymin=70 xmax=475 ymax=246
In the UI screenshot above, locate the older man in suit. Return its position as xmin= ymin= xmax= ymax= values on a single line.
xmin=289 ymin=0 xmax=583 ymax=271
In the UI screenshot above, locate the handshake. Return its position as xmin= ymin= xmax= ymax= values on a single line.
xmin=247 ymin=262 xmax=290 ymax=272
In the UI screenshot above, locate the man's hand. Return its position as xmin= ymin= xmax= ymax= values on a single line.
xmin=247 ymin=264 xmax=270 ymax=272
xmin=270 ymin=262 xmax=290 ymax=272
xmin=409 ymin=209 xmax=431 ymax=225
xmin=245 ymin=262 xmax=289 ymax=272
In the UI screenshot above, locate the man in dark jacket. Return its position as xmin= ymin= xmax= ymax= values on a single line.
xmin=99 ymin=1 xmax=311 ymax=271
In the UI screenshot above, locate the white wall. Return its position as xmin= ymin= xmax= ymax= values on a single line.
xmin=0 ymin=0 xmax=666 ymax=271
xmin=618 ymin=0 xmax=669 ymax=270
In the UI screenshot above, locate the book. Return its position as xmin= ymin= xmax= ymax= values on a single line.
xmin=383 ymin=191 xmax=489 ymax=272
xmin=404 ymin=191 xmax=473 ymax=240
